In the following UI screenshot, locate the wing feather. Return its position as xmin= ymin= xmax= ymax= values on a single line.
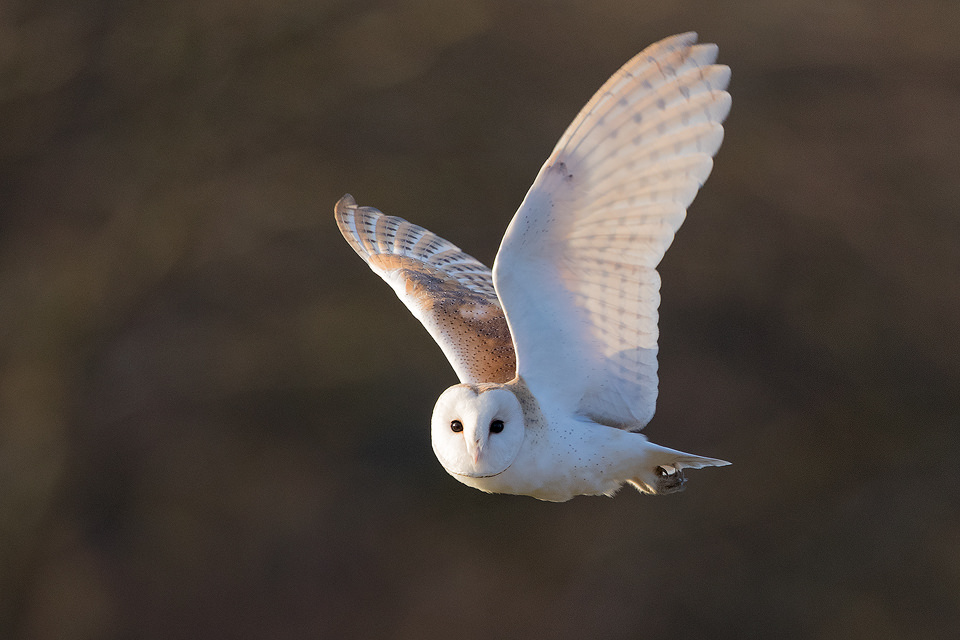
xmin=336 ymin=195 xmax=516 ymax=384
xmin=493 ymin=33 xmax=730 ymax=429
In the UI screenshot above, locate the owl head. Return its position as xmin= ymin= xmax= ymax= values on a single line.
xmin=431 ymin=383 xmax=525 ymax=478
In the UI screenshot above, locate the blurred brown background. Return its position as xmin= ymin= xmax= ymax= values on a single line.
xmin=2 ymin=0 xmax=958 ymax=638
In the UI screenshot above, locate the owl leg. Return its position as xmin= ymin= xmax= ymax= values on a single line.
xmin=627 ymin=465 xmax=687 ymax=495
xmin=628 ymin=442 xmax=729 ymax=495
xmin=654 ymin=464 xmax=687 ymax=493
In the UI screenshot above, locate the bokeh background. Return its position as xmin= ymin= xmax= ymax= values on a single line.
xmin=2 ymin=1 xmax=959 ymax=638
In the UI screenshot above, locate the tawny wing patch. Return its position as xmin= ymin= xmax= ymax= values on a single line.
xmin=335 ymin=195 xmax=516 ymax=384
xmin=494 ymin=32 xmax=731 ymax=430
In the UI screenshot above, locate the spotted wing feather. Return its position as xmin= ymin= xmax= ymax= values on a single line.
xmin=336 ymin=195 xmax=516 ymax=384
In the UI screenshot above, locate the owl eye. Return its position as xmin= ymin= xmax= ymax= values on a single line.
xmin=490 ymin=419 xmax=505 ymax=434
xmin=450 ymin=420 xmax=463 ymax=433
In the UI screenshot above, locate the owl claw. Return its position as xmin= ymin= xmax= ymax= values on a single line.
xmin=655 ymin=464 xmax=687 ymax=494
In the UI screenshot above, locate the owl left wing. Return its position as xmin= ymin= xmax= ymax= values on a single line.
xmin=335 ymin=195 xmax=516 ymax=384
xmin=493 ymin=33 xmax=731 ymax=429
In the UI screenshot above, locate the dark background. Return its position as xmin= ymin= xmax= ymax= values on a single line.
xmin=2 ymin=1 xmax=958 ymax=638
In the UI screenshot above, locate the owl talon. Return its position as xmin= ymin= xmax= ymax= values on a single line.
xmin=655 ymin=465 xmax=687 ymax=494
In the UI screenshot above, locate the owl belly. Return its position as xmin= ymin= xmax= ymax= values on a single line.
xmin=450 ymin=420 xmax=644 ymax=501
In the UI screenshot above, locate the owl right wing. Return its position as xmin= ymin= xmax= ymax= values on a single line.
xmin=335 ymin=195 xmax=516 ymax=385
xmin=493 ymin=32 xmax=731 ymax=430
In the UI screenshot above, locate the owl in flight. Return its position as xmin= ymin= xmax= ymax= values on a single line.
xmin=336 ymin=33 xmax=731 ymax=501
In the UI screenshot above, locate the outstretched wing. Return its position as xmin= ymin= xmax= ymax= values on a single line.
xmin=335 ymin=195 xmax=516 ymax=384
xmin=493 ymin=32 xmax=731 ymax=429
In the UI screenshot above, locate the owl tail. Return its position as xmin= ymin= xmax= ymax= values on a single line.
xmin=628 ymin=442 xmax=730 ymax=495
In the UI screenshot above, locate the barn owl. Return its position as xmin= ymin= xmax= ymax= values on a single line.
xmin=335 ymin=33 xmax=731 ymax=501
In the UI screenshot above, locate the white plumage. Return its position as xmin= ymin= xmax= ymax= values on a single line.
xmin=335 ymin=33 xmax=731 ymax=501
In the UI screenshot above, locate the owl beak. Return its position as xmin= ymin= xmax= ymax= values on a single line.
xmin=468 ymin=439 xmax=483 ymax=464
